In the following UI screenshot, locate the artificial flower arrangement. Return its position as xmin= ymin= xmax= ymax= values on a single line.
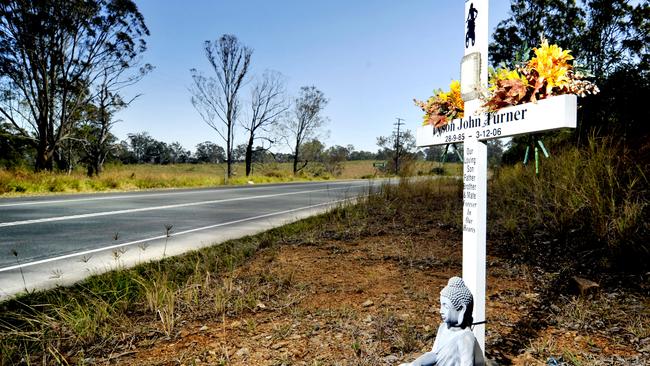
xmin=414 ymin=80 xmax=464 ymax=128
xmin=414 ymin=40 xmax=599 ymax=126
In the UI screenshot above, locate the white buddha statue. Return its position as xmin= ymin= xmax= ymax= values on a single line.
xmin=400 ymin=277 xmax=485 ymax=366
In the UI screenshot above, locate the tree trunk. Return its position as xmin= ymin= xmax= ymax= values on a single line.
xmin=226 ymin=147 xmax=232 ymax=183
xmin=88 ymin=153 xmax=104 ymax=177
xmin=35 ymin=143 xmax=53 ymax=172
xmin=35 ymin=150 xmax=52 ymax=172
xmin=245 ymin=135 xmax=254 ymax=176
xmin=292 ymin=150 xmax=299 ymax=175
xmin=96 ymin=153 xmax=105 ymax=176
xmin=35 ymin=118 xmax=53 ymax=171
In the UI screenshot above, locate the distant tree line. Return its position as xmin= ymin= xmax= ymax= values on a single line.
xmin=1 ymin=124 xmax=447 ymax=169
xmin=106 ymin=135 xmax=434 ymax=169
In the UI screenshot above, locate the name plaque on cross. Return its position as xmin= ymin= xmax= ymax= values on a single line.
xmin=416 ymin=94 xmax=577 ymax=147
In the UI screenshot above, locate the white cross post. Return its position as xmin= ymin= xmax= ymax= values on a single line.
xmin=416 ymin=0 xmax=577 ymax=355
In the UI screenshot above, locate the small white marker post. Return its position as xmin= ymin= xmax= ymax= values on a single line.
xmin=416 ymin=0 xmax=577 ymax=355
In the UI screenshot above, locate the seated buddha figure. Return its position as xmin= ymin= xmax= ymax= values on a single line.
xmin=400 ymin=277 xmax=485 ymax=366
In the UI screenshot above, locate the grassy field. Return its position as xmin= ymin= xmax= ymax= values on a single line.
xmin=0 ymin=160 xmax=462 ymax=196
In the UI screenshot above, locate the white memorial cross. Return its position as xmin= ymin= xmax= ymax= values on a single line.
xmin=416 ymin=0 xmax=577 ymax=354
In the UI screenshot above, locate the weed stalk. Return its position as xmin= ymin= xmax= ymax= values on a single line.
xmin=11 ymin=248 xmax=27 ymax=293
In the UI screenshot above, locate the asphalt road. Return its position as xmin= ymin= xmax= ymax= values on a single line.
xmin=0 ymin=179 xmax=385 ymax=299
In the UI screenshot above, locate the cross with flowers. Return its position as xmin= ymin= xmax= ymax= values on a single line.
xmin=414 ymin=0 xmax=598 ymax=355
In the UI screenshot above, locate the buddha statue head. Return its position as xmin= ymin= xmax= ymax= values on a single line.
xmin=439 ymin=276 xmax=474 ymax=329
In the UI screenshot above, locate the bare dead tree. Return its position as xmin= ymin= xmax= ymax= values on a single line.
xmin=242 ymin=70 xmax=288 ymax=176
xmin=190 ymin=34 xmax=252 ymax=181
xmin=81 ymin=62 xmax=152 ymax=176
xmin=281 ymin=86 xmax=328 ymax=174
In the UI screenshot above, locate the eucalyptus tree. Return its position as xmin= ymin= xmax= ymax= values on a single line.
xmin=194 ymin=141 xmax=225 ymax=164
xmin=322 ymin=144 xmax=352 ymax=176
xmin=190 ymin=34 xmax=252 ymax=181
xmin=490 ymin=0 xmax=648 ymax=77
xmin=584 ymin=0 xmax=649 ymax=142
xmin=242 ymin=70 xmax=288 ymax=176
xmin=376 ymin=129 xmax=416 ymax=175
xmin=490 ymin=0 xmax=585 ymax=67
xmin=0 ymin=121 xmax=33 ymax=167
xmin=127 ymin=131 xmax=155 ymax=164
xmin=579 ymin=0 xmax=648 ymax=81
xmin=168 ymin=142 xmax=191 ymax=164
xmin=281 ymin=86 xmax=328 ymax=174
xmin=0 ymin=0 xmax=149 ymax=171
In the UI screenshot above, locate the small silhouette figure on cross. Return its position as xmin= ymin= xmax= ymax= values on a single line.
xmin=466 ymin=3 xmax=478 ymax=48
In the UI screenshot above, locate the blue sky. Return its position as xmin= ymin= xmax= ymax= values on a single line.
xmin=114 ymin=0 xmax=512 ymax=153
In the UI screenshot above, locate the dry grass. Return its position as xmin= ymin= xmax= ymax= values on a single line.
xmin=490 ymin=136 xmax=649 ymax=271
xmin=0 ymin=164 xmax=226 ymax=195
xmin=0 ymin=160 xmax=461 ymax=196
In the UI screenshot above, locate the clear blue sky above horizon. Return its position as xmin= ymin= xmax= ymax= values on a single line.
xmin=114 ymin=0 xmax=512 ymax=154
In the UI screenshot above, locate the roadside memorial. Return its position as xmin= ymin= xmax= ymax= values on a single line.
xmin=413 ymin=0 xmax=598 ymax=355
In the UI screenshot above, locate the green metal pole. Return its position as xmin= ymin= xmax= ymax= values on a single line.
xmin=537 ymin=140 xmax=550 ymax=158
xmin=523 ymin=145 xmax=530 ymax=165
xmin=453 ymin=143 xmax=464 ymax=163
xmin=441 ymin=144 xmax=450 ymax=164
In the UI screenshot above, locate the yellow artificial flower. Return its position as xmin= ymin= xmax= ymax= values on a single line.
xmin=448 ymin=80 xmax=464 ymax=118
xmin=528 ymin=39 xmax=573 ymax=93
xmin=489 ymin=68 xmax=528 ymax=91
xmin=449 ymin=80 xmax=461 ymax=94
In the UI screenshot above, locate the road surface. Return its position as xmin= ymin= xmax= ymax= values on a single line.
xmin=0 ymin=179 xmax=385 ymax=300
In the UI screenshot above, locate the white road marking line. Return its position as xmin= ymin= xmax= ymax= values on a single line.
xmin=0 ymin=198 xmax=352 ymax=272
xmin=0 ymin=180 xmax=369 ymax=207
xmin=0 ymin=188 xmax=246 ymax=207
xmin=0 ymin=185 xmax=366 ymax=227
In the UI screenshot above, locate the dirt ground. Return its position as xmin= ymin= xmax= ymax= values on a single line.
xmin=95 ymin=222 xmax=648 ymax=366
